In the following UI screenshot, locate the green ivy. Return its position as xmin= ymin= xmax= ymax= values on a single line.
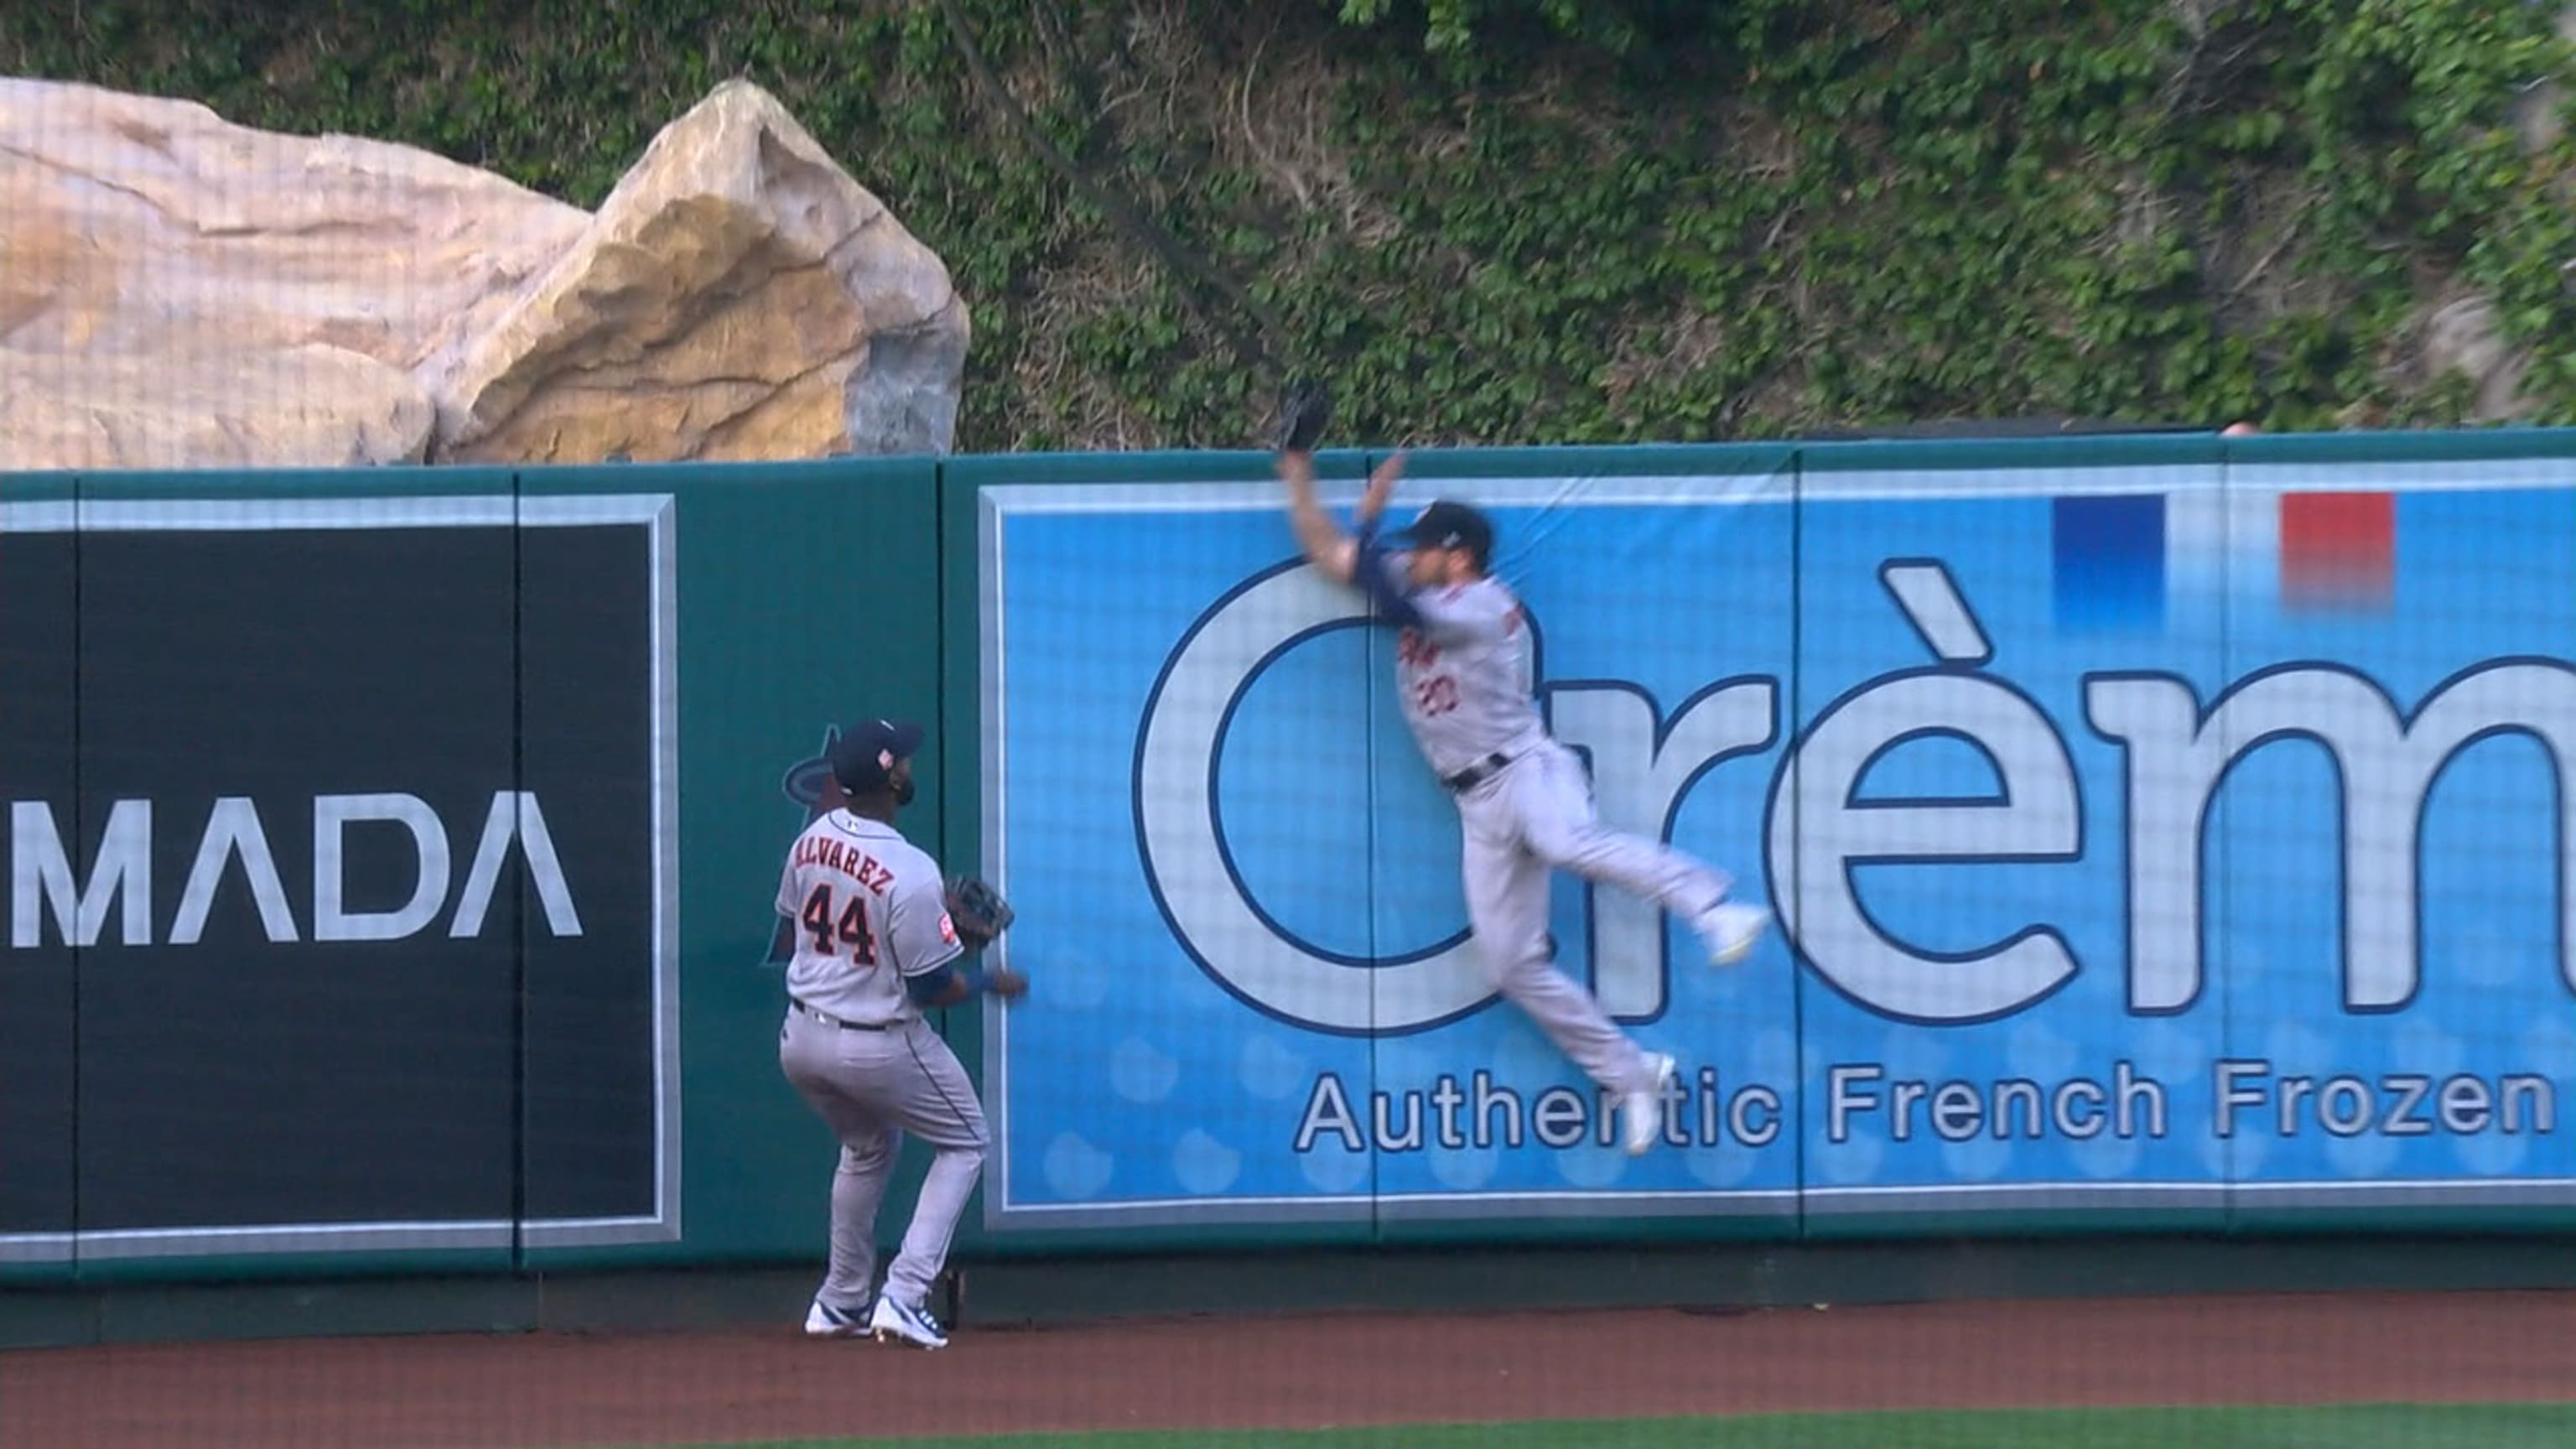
xmin=4 ymin=0 xmax=2569 ymax=450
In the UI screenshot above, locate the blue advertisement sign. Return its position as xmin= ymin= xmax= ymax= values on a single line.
xmin=974 ymin=454 xmax=2576 ymax=1230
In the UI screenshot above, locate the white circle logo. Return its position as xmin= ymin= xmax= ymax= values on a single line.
xmin=1135 ymin=563 xmax=1491 ymax=1035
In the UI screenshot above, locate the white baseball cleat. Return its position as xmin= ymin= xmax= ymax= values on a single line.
xmin=1623 ymin=1052 xmax=1678 ymax=1156
xmin=1696 ymin=902 xmax=1770 ymax=967
xmin=868 ymin=1295 xmax=950 ymax=1350
xmin=803 ymin=1296 xmax=867 ymax=1338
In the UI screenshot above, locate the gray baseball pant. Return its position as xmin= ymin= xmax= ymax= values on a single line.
xmin=1458 ymin=740 xmax=1732 ymax=1094
xmin=778 ymin=1009 xmax=989 ymax=1314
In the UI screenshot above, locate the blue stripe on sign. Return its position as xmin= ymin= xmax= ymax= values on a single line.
xmin=2051 ymin=494 xmax=2165 ymax=631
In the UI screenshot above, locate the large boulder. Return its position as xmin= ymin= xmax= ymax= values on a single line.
xmin=429 ymin=80 xmax=969 ymax=465
xmin=0 ymin=77 xmax=968 ymax=472
xmin=0 ymin=77 xmax=582 ymax=470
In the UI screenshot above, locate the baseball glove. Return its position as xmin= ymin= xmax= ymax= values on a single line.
xmin=1273 ymin=380 xmax=1332 ymax=454
xmin=945 ymin=874 xmax=1015 ymax=948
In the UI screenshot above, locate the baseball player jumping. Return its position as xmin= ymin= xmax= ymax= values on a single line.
xmin=1274 ymin=409 xmax=1768 ymax=1156
xmin=776 ymin=718 xmax=1025 ymax=1350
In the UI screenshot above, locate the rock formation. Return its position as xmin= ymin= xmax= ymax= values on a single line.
xmin=0 ymin=77 xmax=968 ymax=471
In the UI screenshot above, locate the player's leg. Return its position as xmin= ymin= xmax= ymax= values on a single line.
xmin=823 ymin=1123 xmax=901 ymax=1318
xmin=1460 ymin=795 xmax=1659 ymax=1099
xmin=776 ymin=1008 xmax=900 ymax=1335
xmin=1516 ymin=741 xmax=1768 ymax=964
xmin=862 ymin=1021 xmax=990 ymax=1348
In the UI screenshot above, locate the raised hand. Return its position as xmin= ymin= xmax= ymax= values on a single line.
xmin=1358 ymin=449 xmax=1408 ymax=528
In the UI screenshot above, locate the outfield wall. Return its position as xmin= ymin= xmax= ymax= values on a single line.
xmin=6 ymin=428 xmax=2573 ymax=1290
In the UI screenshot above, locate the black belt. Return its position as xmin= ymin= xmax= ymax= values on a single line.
xmin=793 ymin=999 xmax=894 ymax=1031
xmin=1441 ymin=751 xmax=1516 ymax=793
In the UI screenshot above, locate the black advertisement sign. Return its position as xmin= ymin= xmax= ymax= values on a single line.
xmin=0 ymin=495 xmax=677 ymax=1263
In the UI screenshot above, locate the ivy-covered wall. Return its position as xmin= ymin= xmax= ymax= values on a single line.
xmin=8 ymin=0 xmax=2573 ymax=452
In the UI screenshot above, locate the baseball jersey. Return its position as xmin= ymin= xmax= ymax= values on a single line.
xmin=1373 ymin=554 xmax=1550 ymax=780
xmin=775 ymin=811 xmax=962 ymax=1026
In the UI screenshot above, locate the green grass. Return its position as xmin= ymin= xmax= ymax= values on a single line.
xmin=695 ymin=1402 xmax=2576 ymax=1449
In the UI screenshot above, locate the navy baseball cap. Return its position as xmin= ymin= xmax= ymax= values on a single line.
xmin=830 ymin=717 xmax=925 ymax=794
xmin=1387 ymin=499 xmax=1494 ymax=565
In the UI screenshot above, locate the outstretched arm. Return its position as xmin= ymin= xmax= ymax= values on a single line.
xmin=1277 ymin=448 xmax=1359 ymax=584
xmin=1278 ymin=449 xmax=1407 ymax=588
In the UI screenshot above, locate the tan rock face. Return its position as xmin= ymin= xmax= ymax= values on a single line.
xmin=0 ymin=77 xmax=969 ymax=472
xmin=0 ymin=343 xmax=435 ymax=470
xmin=0 ymin=78 xmax=589 ymax=370
xmin=433 ymin=80 xmax=969 ymax=464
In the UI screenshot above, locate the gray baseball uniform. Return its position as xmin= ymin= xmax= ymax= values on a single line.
xmin=774 ymin=809 xmax=986 ymax=1318
xmin=1371 ymin=551 xmax=1733 ymax=1096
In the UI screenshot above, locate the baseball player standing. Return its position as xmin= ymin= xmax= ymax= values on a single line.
xmin=1275 ymin=432 xmax=1768 ymax=1156
xmin=776 ymin=718 xmax=1026 ymax=1349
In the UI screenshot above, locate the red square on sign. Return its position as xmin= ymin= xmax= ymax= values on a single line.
xmin=2279 ymin=491 xmax=2394 ymax=612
